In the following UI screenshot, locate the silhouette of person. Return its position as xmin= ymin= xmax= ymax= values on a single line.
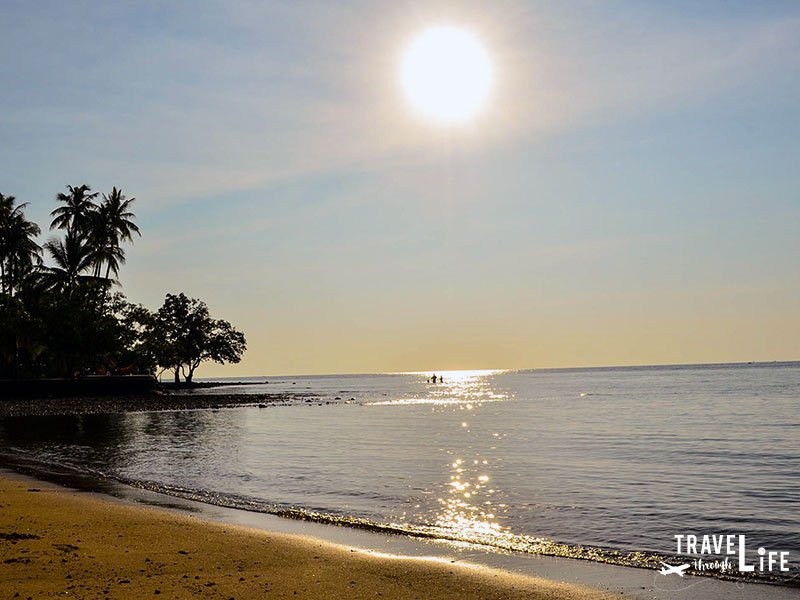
xmin=432 ymin=374 xmax=437 ymax=384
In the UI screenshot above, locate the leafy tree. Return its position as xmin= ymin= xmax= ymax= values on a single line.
xmin=150 ymin=293 xmax=246 ymax=383
xmin=1 ymin=196 xmax=44 ymax=375
xmin=0 ymin=194 xmax=42 ymax=297
xmin=115 ymin=299 xmax=158 ymax=374
xmin=0 ymin=295 xmax=45 ymax=378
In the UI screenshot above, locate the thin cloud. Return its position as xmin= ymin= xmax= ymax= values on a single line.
xmin=3 ymin=2 xmax=799 ymax=213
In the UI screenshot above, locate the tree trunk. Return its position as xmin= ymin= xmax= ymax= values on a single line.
xmin=186 ymin=360 xmax=201 ymax=384
xmin=174 ymin=368 xmax=180 ymax=384
xmin=14 ymin=337 xmax=20 ymax=379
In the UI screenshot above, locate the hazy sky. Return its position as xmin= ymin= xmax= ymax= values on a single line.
xmin=2 ymin=1 xmax=799 ymax=376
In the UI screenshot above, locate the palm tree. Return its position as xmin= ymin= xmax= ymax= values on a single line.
xmin=0 ymin=193 xmax=13 ymax=215
xmin=0 ymin=193 xmax=16 ymax=293
xmin=0 ymin=194 xmax=42 ymax=297
xmin=93 ymin=238 xmax=126 ymax=283
xmin=41 ymin=230 xmax=96 ymax=297
xmin=50 ymin=184 xmax=98 ymax=235
xmin=92 ymin=187 xmax=141 ymax=284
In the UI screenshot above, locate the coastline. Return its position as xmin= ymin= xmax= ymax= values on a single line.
xmin=0 ymin=392 xmax=317 ymax=418
xmin=0 ymin=472 xmax=610 ymax=600
xmin=1 ymin=470 xmax=796 ymax=600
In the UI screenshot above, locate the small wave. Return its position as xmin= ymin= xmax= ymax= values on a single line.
xmin=1 ymin=449 xmax=795 ymax=587
xmin=107 ymin=478 xmax=800 ymax=586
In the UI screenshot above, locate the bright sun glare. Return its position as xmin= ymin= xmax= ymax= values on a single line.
xmin=401 ymin=26 xmax=492 ymax=124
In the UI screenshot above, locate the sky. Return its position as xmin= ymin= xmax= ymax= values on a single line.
xmin=1 ymin=1 xmax=799 ymax=376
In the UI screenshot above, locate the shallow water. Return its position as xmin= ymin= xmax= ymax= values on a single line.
xmin=2 ymin=363 xmax=799 ymax=583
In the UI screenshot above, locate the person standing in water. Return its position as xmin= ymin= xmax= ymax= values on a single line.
xmin=432 ymin=374 xmax=437 ymax=384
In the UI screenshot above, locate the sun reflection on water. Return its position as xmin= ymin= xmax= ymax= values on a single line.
xmin=375 ymin=369 xmax=514 ymax=544
xmin=430 ymin=370 xmax=510 ymax=542
xmin=369 ymin=369 xmax=510 ymax=407
xmin=435 ymin=453 xmax=506 ymax=541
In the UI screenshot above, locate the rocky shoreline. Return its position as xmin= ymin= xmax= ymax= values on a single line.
xmin=0 ymin=392 xmax=310 ymax=418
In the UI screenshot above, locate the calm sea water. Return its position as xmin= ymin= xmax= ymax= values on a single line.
xmin=2 ymin=363 xmax=799 ymax=581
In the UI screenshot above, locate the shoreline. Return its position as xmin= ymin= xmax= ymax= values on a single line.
xmin=0 ymin=392 xmax=322 ymax=418
xmin=2 ymin=399 xmax=798 ymax=596
xmin=1 ymin=468 xmax=796 ymax=600
xmin=0 ymin=472 xmax=612 ymax=600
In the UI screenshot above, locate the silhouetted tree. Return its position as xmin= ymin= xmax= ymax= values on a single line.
xmin=0 ymin=185 xmax=247 ymax=381
xmin=0 ymin=294 xmax=45 ymax=378
xmin=91 ymin=187 xmax=140 ymax=284
xmin=0 ymin=194 xmax=42 ymax=297
xmin=50 ymin=184 xmax=98 ymax=235
xmin=150 ymin=293 xmax=246 ymax=383
xmin=116 ymin=300 xmax=158 ymax=374
xmin=41 ymin=230 xmax=99 ymax=297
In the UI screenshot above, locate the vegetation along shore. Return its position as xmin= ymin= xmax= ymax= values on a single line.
xmin=0 ymin=186 xmax=246 ymax=387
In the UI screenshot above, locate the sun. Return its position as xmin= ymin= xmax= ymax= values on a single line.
xmin=401 ymin=25 xmax=493 ymax=124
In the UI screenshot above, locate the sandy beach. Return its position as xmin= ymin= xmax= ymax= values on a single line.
xmin=0 ymin=473 xmax=611 ymax=599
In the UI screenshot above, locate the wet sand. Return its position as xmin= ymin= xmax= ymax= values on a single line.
xmin=0 ymin=474 xmax=612 ymax=599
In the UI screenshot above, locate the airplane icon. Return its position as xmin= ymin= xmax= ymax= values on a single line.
xmin=659 ymin=562 xmax=691 ymax=577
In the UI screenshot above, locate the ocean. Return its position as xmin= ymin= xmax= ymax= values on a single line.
xmin=1 ymin=362 xmax=798 ymax=584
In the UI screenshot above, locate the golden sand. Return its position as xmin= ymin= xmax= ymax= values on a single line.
xmin=0 ymin=474 xmax=612 ymax=599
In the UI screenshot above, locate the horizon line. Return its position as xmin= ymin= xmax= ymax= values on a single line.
xmin=193 ymin=358 xmax=800 ymax=381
